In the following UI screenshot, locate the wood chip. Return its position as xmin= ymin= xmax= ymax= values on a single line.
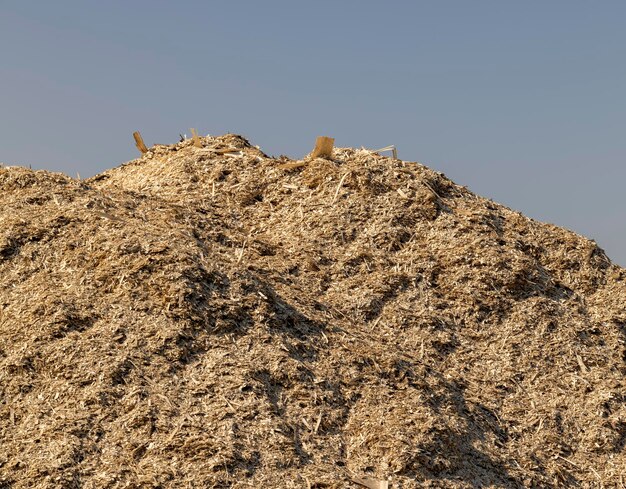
xmin=351 ymin=476 xmax=389 ymax=489
xmin=190 ymin=128 xmax=202 ymax=148
xmin=311 ymin=136 xmax=335 ymax=159
xmin=133 ymin=131 xmax=148 ymax=154
xmin=278 ymin=161 xmax=308 ymax=170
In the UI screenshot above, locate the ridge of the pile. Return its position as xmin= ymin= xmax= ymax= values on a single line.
xmin=1 ymin=134 xmax=625 ymax=488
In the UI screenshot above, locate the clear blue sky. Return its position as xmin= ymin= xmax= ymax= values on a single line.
xmin=1 ymin=1 xmax=625 ymax=265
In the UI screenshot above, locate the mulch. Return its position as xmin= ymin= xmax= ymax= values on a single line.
xmin=1 ymin=134 xmax=625 ymax=488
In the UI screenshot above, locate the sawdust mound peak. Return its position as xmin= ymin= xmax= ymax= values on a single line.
xmin=1 ymin=135 xmax=625 ymax=488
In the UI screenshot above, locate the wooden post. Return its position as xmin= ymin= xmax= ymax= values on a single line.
xmin=311 ymin=136 xmax=335 ymax=159
xmin=133 ymin=131 xmax=148 ymax=154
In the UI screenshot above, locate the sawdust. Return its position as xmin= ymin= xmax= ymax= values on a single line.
xmin=1 ymin=134 xmax=625 ymax=488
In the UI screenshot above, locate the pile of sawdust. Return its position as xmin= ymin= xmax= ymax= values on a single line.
xmin=1 ymin=134 xmax=625 ymax=488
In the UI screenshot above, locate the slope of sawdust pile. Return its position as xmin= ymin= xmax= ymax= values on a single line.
xmin=1 ymin=135 xmax=625 ymax=488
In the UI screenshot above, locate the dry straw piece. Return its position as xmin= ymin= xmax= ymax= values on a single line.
xmin=1 ymin=134 xmax=625 ymax=488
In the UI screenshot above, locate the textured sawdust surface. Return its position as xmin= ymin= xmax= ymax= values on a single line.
xmin=1 ymin=134 xmax=625 ymax=488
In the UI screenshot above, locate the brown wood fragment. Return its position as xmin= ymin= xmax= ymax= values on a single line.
xmin=214 ymin=147 xmax=240 ymax=154
xmin=278 ymin=161 xmax=308 ymax=170
xmin=133 ymin=131 xmax=148 ymax=154
xmin=351 ymin=476 xmax=388 ymax=489
xmin=311 ymin=136 xmax=335 ymax=159
xmin=576 ymin=354 xmax=588 ymax=373
xmin=191 ymin=128 xmax=202 ymax=148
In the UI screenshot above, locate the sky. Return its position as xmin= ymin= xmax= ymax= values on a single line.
xmin=1 ymin=1 xmax=624 ymax=265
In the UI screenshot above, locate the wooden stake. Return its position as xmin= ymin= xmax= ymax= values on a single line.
xmin=133 ymin=131 xmax=148 ymax=154
xmin=191 ymin=128 xmax=202 ymax=148
xmin=311 ymin=136 xmax=334 ymax=159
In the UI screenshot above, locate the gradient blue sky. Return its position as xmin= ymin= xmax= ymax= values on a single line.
xmin=1 ymin=1 xmax=625 ymax=265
